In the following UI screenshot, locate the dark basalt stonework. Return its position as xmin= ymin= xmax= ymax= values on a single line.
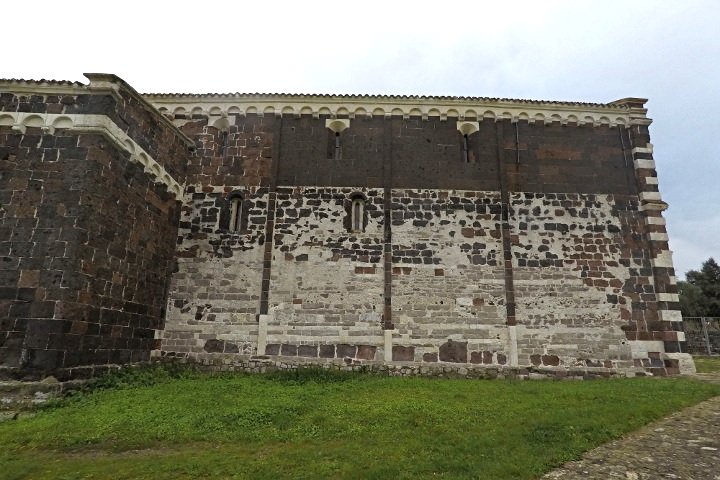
xmin=0 ymin=79 xmax=191 ymax=380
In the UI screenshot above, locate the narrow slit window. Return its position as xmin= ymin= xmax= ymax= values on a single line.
xmin=351 ymin=197 xmax=364 ymax=232
xmin=221 ymin=131 xmax=229 ymax=157
xmin=462 ymin=134 xmax=469 ymax=163
xmin=229 ymin=198 xmax=242 ymax=232
xmin=326 ymin=119 xmax=350 ymax=159
xmin=334 ymin=132 xmax=341 ymax=160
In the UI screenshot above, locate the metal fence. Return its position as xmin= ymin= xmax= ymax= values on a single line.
xmin=682 ymin=317 xmax=720 ymax=356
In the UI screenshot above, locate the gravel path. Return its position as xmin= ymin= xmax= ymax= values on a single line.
xmin=542 ymin=374 xmax=720 ymax=480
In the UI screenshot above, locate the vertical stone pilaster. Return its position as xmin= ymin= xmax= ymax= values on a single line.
xmin=256 ymin=314 xmax=268 ymax=355
xmin=258 ymin=117 xmax=282 ymax=318
xmin=382 ymin=121 xmax=394 ymax=330
xmin=496 ymin=121 xmax=516 ymax=326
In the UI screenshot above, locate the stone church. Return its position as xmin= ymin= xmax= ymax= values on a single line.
xmin=0 ymin=73 xmax=693 ymax=380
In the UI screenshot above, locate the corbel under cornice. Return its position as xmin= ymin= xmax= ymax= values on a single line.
xmin=84 ymin=73 xmax=196 ymax=149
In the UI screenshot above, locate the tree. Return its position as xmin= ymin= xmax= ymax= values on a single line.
xmin=677 ymin=280 xmax=708 ymax=317
xmin=678 ymin=258 xmax=720 ymax=317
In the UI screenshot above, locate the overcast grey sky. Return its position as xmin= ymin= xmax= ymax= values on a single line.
xmin=4 ymin=0 xmax=718 ymax=278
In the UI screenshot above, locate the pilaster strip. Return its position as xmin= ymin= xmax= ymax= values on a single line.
xmin=382 ymin=121 xmax=394 ymax=330
xmin=496 ymin=122 xmax=516 ymax=326
xmin=258 ymin=117 xmax=283 ymax=317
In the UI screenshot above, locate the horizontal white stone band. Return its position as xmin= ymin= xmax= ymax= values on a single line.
xmin=646 ymin=216 xmax=666 ymax=225
xmin=659 ymin=310 xmax=683 ymax=322
xmin=638 ymin=201 xmax=668 ymax=212
xmin=0 ymin=111 xmax=184 ymax=200
xmin=639 ymin=191 xmax=662 ymax=202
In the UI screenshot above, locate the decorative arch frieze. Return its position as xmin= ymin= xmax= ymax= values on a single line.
xmin=146 ymin=93 xmax=650 ymax=129
xmin=0 ymin=111 xmax=184 ymax=200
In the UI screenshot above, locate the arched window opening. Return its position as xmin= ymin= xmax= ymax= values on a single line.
xmin=350 ymin=196 xmax=365 ymax=233
xmin=353 ymin=199 xmax=362 ymax=231
xmin=326 ymin=119 xmax=350 ymax=159
xmin=456 ymin=121 xmax=479 ymax=163
xmin=223 ymin=191 xmax=246 ymax=233
xmin=462 ymin=134 xmax=469 ymax=163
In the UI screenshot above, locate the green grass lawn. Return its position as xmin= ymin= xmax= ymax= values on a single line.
xmin=1 ymin=366 xmax=719 ymax=480
xmin=694 ymin=356 xmax=720 ymax=373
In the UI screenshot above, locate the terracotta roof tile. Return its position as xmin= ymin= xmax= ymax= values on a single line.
xmin=0 ymin=78 xmax=85 ymax=87
xmin=143 ymin=91 xmax=622 ymax=108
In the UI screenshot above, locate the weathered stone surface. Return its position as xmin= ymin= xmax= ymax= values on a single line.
xmin=336 ymin=344 xmax=357 ymax=359
xmin=356 ymin=345 xmax=376 ymax=360
xmin=423 ymin=352 xmax=438 ymax=363
xmin=392 ymin=346 xmax=414 ymax=362
xmin=439 ymin=340 xmax=468 ymax=363
xmin=319 ymin=345 xmax=335 ymax=359
xmin=203 ymin=339 xmax=239 ymax=354
xmin=297 ymin=345 xmax=318 ymax=358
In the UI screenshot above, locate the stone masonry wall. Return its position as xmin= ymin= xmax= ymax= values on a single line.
xmin=159 ymin=108 xmax=690 ymax=376
xmin=510 ymin=193 xmax=639 ymax=370
xmin=162 ymin=185 xmax=268 ymax=356
xmin=0 ymin=78 xmax=190 ymax=380
xmin=161 ymin=113 xmax=276 ymax=358
xmin=1 ymin=81 xmax=687 ymax=380
xmin=265 ymin=186 xmax=385 ymax=360
xmin=389 ymin=189 xmax=507 ymax=365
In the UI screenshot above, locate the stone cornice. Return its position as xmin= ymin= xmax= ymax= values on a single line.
xmin=0 ymin=77 xmax=651 ymax=128
xmin=0 ymin=75 xmax=196 ymax=150
xmin=83 ymin=74 xmax=195 ymax=149
xmin=145 ymin=93 xmax=650 ymax=128
xmin=0 ymin=111 xmax=184 ymax=200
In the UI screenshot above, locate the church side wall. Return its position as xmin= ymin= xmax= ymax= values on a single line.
xmin=160 ymin=111 xmax=687 ymax=376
